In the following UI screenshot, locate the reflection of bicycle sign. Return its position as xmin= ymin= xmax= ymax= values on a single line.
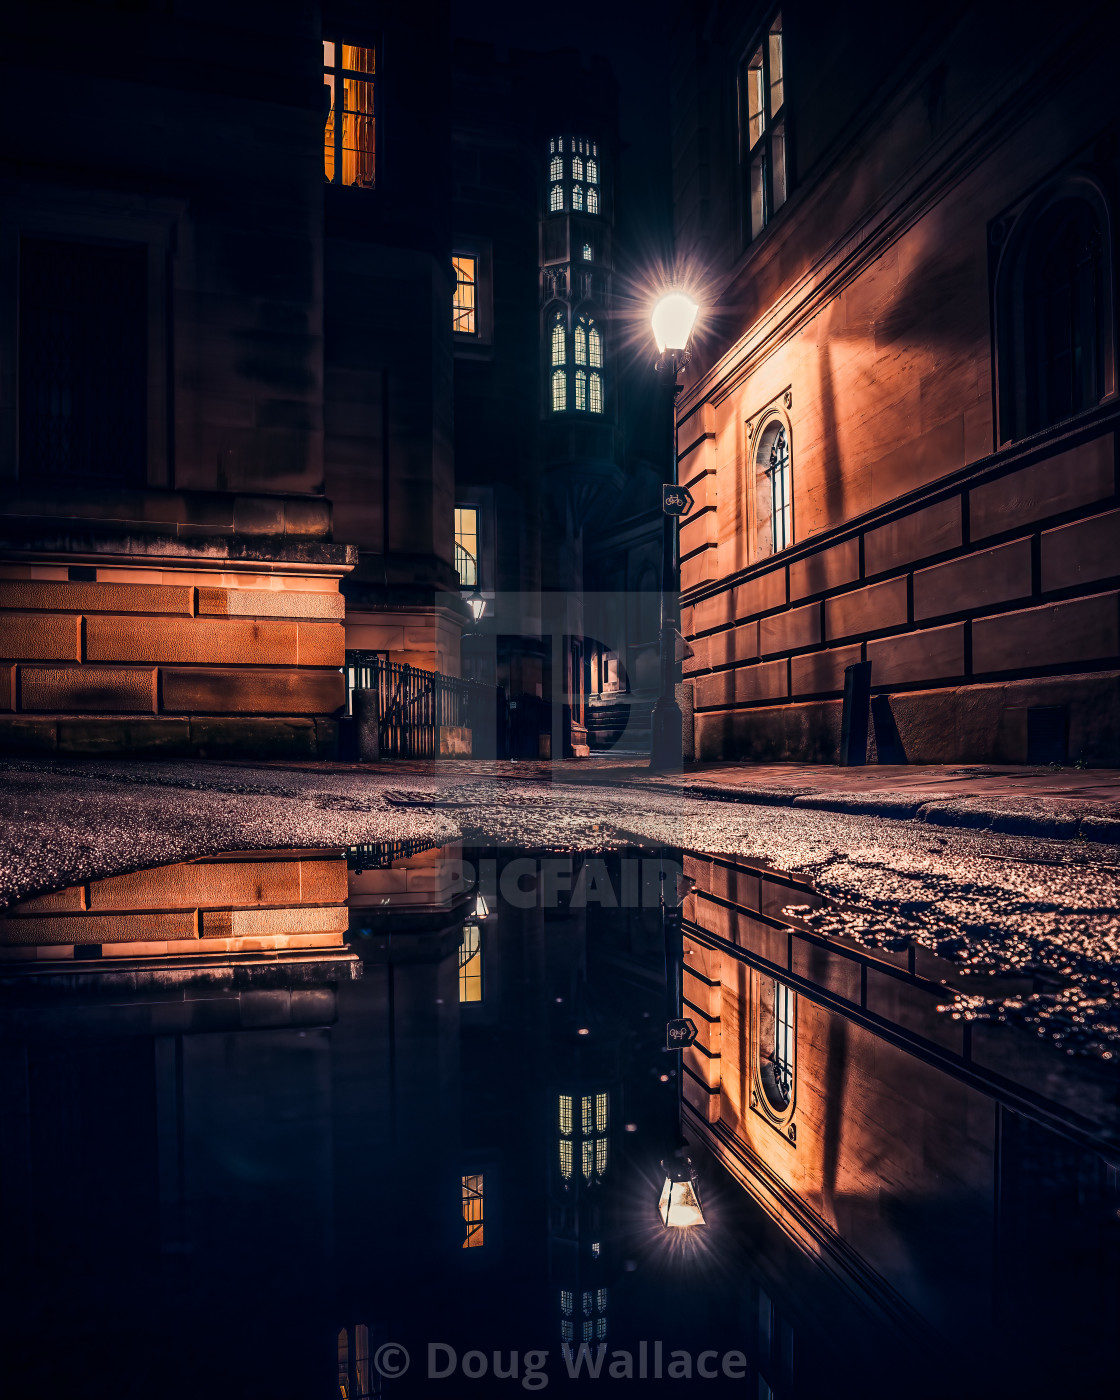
xmin=665 ymin=1017 xmax=698 ymax=1049
xmin=661 ymin=484 xmax=694 ymax=517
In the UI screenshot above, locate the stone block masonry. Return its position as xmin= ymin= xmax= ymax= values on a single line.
xmin=683 ymin=426 xmax=1120 ymax=764
xmin=0 ymin=547 xmax=353 ymax=759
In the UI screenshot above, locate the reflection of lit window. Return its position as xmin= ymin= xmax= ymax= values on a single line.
xmin=575 ymin=323 xmax=587 ymax=365
xmin=581 ymin=1095 xmax=593 ymax=1134
xmin=589 ymin=372 xmax=603 ymax=415
xmin=561 ymin=1320 xmax=573 ymax=1342
xmin=454 ymin=505 xmax=479 ymax=587
xmin=559 ymin=1094 xmax=573 ymax=1134
xmin=587 ymin=187 xmax=599 ymax=214
xmin=575 ymin=370 xmax=587 ymax=411
xmin=587 ymin=158 xmax=599 ymax=185
xmin=758 ymin=974 xmax=795 ymax=1111
xmin=559 ymin=1140 xmax=573 ymax=1179
xmin=459 ymin=922 xmax=482 ymax=1002
xmin=582 ymin=242 xmax=593 ymax=261
xmin=572 ymin=184 xmax=584 ymax=211
xmin=560 ymin=1290 xmax=573 ymax=1315
xmin=552 ymin=368 xmax=567 ymax=412
xmin=550 ymin=154 xmax=563 ymax=181
xmin=453 ymin=255 xmax=477 ymax=334
xmin=582 ymin=1320 xmax=593 ymax=1342
xmin=461 ymin=1173 xmax=484 ymax=1248
xmin=597 ymin=1317 xmax=607 ymax=1340
xmin=582 ymin=1291 xmax=593 ymax=1315
xmin=588 ymin=325 xmax=602 ymax=368
xmin=582 ymin=1139 xmax=594 ymax=1180
xmin=323 ymin=41 xmax=376 ymax=187
xmin=551 ymin=317 xmax=566 ymax=366
xmin=596 ymin=1288 xmax=608 ymax=1311
xmin=572 ymin=155 xmax=584 ymax=181
xmin=550 ymin=184 xmax=563 ymax=212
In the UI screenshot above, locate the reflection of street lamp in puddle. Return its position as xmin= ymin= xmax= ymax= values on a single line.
xmin=658 ymin=1152 xmax=706 ymax=1229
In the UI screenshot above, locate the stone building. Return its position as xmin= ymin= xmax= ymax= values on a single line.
xmin=672 ymin=1 xmax=1120 ymax=764
xmin=0 ymin=0 xmax=461 ymax=760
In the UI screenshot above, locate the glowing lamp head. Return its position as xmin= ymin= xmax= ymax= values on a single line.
xmin=658 ymin=1156 xmax=706 ymax=1229
xmin=468 ymin=588 xmax=486 ymax=622
xmin=651 ymin=292 xmax=699 ymax=354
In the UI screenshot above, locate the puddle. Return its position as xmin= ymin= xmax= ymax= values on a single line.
xmin=0 ymin=845 xmax=1117 ymax=1398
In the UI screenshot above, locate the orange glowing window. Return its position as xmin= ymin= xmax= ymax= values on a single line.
xmin=461 ymin=1173 xmax=484 ymax=1248
xmin=738 ymin=11 xmax=786 ymax=243
xmin=453 ymin=255 xmax=477 ymax=334
xmin=324 ymin=39 xmax=376 ymax=188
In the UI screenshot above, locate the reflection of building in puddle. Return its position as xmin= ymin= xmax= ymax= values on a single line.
xmin=347 ymin=840 xmax=466 ymax=916
xmin=0 ymin=849 xmax=358 ymax=982
xmin=679 ymin=851 xmax=1120 ymax=1382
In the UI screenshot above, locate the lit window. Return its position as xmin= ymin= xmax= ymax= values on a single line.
xmin=587 ymin=158 xmax=598 ymax=185
xmin=572 ymin=155 xmax=584 ymax=181
xmin=551 ymin=317 xmax=566 ymax=367
xmin=559 ymin=1094 xmax=573 ymax=1135
xmin=575 ymin=370 xmax=587 ymax=411
xmin=582 ymin=1321 xmax=593 ymax=1343
xmin=561 ymin=1321 xmax=573 ymax=1342
xmin=461 ymin=1173 xmax=484 ymax=1248
xmin=582 ymin=1139 xmax=594 ymax=1179
xmin=572 ymin=184 xmax=584 ymax=211
xmin=551 ymin=368 xmax=567 ymax=412
xmin=575 ymin=324 xmax=587 ymax=365
xmin=595 ymin=1135 xmax=608 ymax=1175
xmin=597 ymin=1318 xmax=608 ymax=1340
xmin=587 ymin=187 xmax=599 ymax=214
xmin=582 ymin=1291 xmax=593 ymax=1316
xmin=596 ymin=1288 xmax=608 ymax=1311
xmin=559 ymin=1139 xmax=573 ymax=1179
xmin=550 ymin=153 xmax=563 ymax=181
xmin=459 ymin=922 xmax=482 ymax=1002
xmin=758 ymin=974 xmax=796 ymax=1112
xmin=452 ymin=255 xmax=477 ymax=334
xmin=582 ymin=242 xmax=593 ymax=260
xmin=550 ymin=184 xmax=563 ymax=212
xmin=560 ymin=1290 xmax=573 ymax=1315
xmin=581 ymin=1096 xmax=592 ymax=1134
xmin=454 ymin=506 xmax=479 ymax=586
xmin=768 ymin=425 xmax=791 ymax=552
xmin=595 ymin=1091 xmax=608 ymax=1132
xmin=739 ymin=12 xmax=786 ymax=241
xmin=324 ymin=40 xmax=376 ymax=187
xmin=589 ymin=373 xmax=603 ymax=415
xmin=588 ymin=324 xmax=602 ymax=368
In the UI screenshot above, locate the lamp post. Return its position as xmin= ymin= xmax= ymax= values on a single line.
xmin=649 ymin=292 xmax=699 ymax=772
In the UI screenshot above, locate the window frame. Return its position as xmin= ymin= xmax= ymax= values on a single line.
xmin=323 ymin=38 xmax=378 ymax=190
xmin=751 ymin=408 xmax=794 ymax=559
xmin=737 ymin=10 xmax=788 ymax=246
xmin=751 ymin=969 xmax=797 ymax=1131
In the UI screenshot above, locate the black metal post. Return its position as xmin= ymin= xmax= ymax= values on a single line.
xmin=649 ymin=358 xmax=685 ymax=771
xmin=839 ymin=660 xmax=872 ymax=766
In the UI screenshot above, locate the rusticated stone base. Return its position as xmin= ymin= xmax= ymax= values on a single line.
xmin=694 ymin=670 xmax=1120 ymax=766
xmin=0 ymin=714 xmax=339 ymax=760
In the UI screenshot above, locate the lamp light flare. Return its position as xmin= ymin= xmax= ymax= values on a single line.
xmin=651 ymin=291 xmax=699 ymax=353
xmin=658 ymin=1157 xmax=706 ymax=1228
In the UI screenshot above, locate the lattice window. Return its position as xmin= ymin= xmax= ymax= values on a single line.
xmin=458 ymin=922 xmax=482 ymax=1002
xmin=324 ymin=41 xmax=376 ymax=187
xmin=551 ymin=368 xmax=567 ymax=412
xmin=575 ymin=324 xmax=587 ymax=365
xmin=461 ymin=1174 xmax=484 ymax=1248
xmin=587 ymin=186 xmax=599 ymax=214
xmin=550 ymin=184 xmax=563 ymax=212
xmin=572 ymin=184 xmax=584 ymax=211
xmin=551 ymin=318 xmax=566 ymax=367
xmin=575 ymin=370 xmax=587 ymax=411
xmin=739 ymin=11 xmax=786 ymax=241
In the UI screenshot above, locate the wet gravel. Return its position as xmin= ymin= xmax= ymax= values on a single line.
xmin=4 ymin=758 xmax=1120 ymax=1057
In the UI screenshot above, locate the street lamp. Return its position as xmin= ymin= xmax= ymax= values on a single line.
xmin=658 ymin=1152 xmax=706 ymax=1228
xmin=649 ymin=291 xmax=699 ymax=772
xmin=467 ymin=587 xmax=486 ymax=623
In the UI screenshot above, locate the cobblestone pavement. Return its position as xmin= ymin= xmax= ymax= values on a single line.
xmin=3 ymin=756 xmax=1120 ymax=1056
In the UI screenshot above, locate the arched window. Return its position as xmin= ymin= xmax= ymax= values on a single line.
xmin=551 ymin=316 xmax=566 ymax=367
xmin=589 ymin=372 xmax=603 ymax=414
xmin=587 ymin=186 xmax=599 ymax=215
xmin=582 ymin=242 xmax=593 ymax=261
xmin=575 ymin=369 xmax=587 ymax=411
xmin=587 ymin=157 xmax=598 ymax=185
xmin=550 ymin=183 xmax=563 ymax=213
xmin=574 ymin=323 xmax=587 ymax=365
xmin=1025 ymin=200 xmax=1107 ymax=433
xmin=550 ymin=153 xmax=563 ymax=182
xmin=572 ymin=155 xmax=584 ymax=182
xmin=755 ymin=419 xmax=792 ymax=554
xmin=572 ymin=184 xmax=584 ymax=211
xmin=588 ymin=324 xmax=602 ymax=367
xmin=758 ymin=975 xmax=795 ymax=1113
xmin=551 ymin=368 xmax=567 ymax=412
xmin=996 ymin=182 xmax=1114 ymax=442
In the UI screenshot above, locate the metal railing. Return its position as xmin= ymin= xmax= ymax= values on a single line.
xmin=345 ymin=652 xmax=500 ymax=759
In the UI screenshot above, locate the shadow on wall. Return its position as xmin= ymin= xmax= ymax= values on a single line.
xmin=870 ymin=695 xmax=907 ymax=764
